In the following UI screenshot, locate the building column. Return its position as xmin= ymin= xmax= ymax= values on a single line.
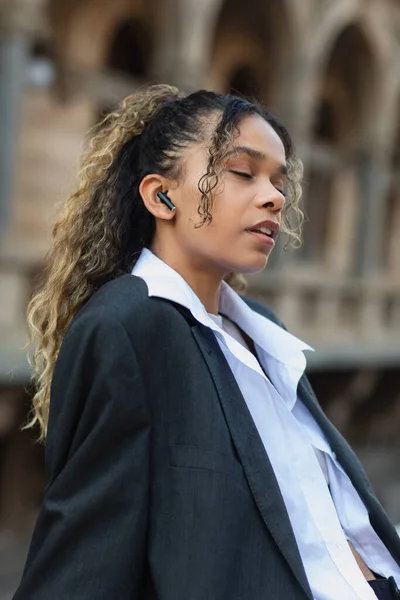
xmin=324 ymin=164 xmax=359 ymax=274
xmin=0 ymin=0 xmax=45 ymax=233
xmin=387 ymin=190 xmax=400 ymax=274
xmin=150 ymin=0 xmax=220 ymax=91
xmin=354 ymin=149 xmax=392 ymax=276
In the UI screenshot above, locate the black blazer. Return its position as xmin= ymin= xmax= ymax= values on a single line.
xmin=13 ymin=275 xmax=400 ymax=600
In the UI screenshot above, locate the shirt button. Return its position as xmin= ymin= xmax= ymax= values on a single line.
xmin=332 ymin=451 xmax=337 ymax=460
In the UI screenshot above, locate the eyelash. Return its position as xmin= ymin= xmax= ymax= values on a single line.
xmin=230 ymin=170 xmax=287 ymax=196
xmin=230 ymin=170 xmax=253 ymax=180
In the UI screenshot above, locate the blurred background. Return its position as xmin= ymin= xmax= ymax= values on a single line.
xmin=1 ymin=0 xmax=400 ymax=597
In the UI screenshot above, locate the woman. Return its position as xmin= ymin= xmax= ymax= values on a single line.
xmin=14 ymin=85 xmax=400 ymax=600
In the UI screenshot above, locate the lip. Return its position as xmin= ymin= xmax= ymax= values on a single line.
xmin=246 ymin=219 xmax=280 ymax=247
xmin=247 ymin=230 xmax=275 ymax=247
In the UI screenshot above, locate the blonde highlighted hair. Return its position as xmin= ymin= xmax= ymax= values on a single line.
xmin=26 ymin=84 xmax=304 ymax=441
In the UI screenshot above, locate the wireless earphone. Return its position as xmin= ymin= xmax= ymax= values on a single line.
xmin=157 ymin=191 xmax=176 ymax=212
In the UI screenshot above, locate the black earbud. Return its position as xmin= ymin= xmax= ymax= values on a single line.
xmin=157 ymin=191 xmax=176 ymax=212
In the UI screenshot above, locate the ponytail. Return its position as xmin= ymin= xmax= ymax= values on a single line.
xmin=26 ymin=85 xmax=180 ymax=440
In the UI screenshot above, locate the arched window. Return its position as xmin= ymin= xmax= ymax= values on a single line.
xmin=384 ymin=111 xmax=400 ymax=273
xmin=228 ymin=65 xmax=261 ymax=99
xmin=96 ymin=17 xmax=151 ymax=123
xmin=314 ymin=98 xmax=339 ymax=145
xmin=301 ymin=24 xmax=375 ymax=270
xmin=108 ymin=19 xmax=150 ymax=78
xmin=209 ymin=0 xmax=292 ymax=106
xmin=320 ymin=24 xmax=375 ymax=145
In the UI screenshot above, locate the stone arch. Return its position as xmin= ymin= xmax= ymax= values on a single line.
xmin=300 ymin=19 xmax=380 ymax=272
xmin=209 ymin=32 xmax=267 ymax=98
xmin=208 ymin=0 xmax=296 ymax=107
xmin=295 ymin=2 xmax=388 ymax=142
xmin=48 ymin=0 xmax=155 ymax=92
xmin=313 ymin=24 xmax=377 ymax=149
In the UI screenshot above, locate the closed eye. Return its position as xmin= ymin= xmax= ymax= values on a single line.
xmin=230 ymin=170 xmax=253 ymax=180
xmin=230 ymin=169 xmax=287 ymax=196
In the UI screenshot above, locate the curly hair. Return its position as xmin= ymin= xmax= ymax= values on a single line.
xmin=26 ymin=84 xmax=304 ymax=441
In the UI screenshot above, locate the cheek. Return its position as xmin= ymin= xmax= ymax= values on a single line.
xmin=211 ymin=192 xmax=248 ymax=238
xmin=176 ymin=176 xmax=249 ymax=252
xmin=193 ymin=209 xmax=247 ymax=260
xmin=181 ymin=210 xmax=236 ymax=255
xmin=175 ymin=183 xmax=202 ymax=225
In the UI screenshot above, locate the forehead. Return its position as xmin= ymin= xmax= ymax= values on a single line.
xmin=234 ymin=114 xmax=287 ymax=165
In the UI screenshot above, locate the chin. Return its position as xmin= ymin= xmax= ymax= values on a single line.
xmin=236 ymin=253 xmax=270 ymax=275
xmin=216 ymin=249 xmax=271 ymax=276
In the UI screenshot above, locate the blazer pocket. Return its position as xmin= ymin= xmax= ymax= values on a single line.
xmin=168 ymin=444 xmax=245 ymax=482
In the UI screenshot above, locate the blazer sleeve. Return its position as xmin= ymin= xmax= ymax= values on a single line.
xmin=13 ymin=309 xmax=151 ymax=600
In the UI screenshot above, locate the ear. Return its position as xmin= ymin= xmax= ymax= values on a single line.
xmin=139 ymin=174 xmax=176 ymax=220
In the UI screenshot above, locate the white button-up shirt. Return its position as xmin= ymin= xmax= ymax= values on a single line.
xmin=132 ymin=248 xmax=400 ymax=600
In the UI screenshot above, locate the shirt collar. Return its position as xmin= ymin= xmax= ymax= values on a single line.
xmin=132 ymin=248 xmax=218 ymax=331
xmin=218 ymin=280 xmax=314 ymax=365
xmin=132 ymin=248 xmax=313 ymax=373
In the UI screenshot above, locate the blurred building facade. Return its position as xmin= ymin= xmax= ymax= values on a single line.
xmin=1 ymin=0 xmax=400 ymax=595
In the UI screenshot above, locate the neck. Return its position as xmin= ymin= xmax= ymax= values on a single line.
xmin=150 ymin=243 xmax=223 ymax=314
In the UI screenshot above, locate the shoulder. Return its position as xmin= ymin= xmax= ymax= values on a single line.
xmin=67 ymin=274 xmax=187 ymax=340
xmin=241 ymin=295 xmax=285 ymax=329
xmin=83 ymin=274 xmax=150 ymax=316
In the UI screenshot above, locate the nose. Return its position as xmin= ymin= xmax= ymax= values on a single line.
xmin=257 ymin=183 xmax=285 ymax=214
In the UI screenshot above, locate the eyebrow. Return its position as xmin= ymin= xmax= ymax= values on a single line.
xmin=227 ymin=145 xmax=287 ymax=175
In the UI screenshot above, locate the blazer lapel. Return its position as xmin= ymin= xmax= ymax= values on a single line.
xmin=192 ymin=324 xmax=313 ymax=600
